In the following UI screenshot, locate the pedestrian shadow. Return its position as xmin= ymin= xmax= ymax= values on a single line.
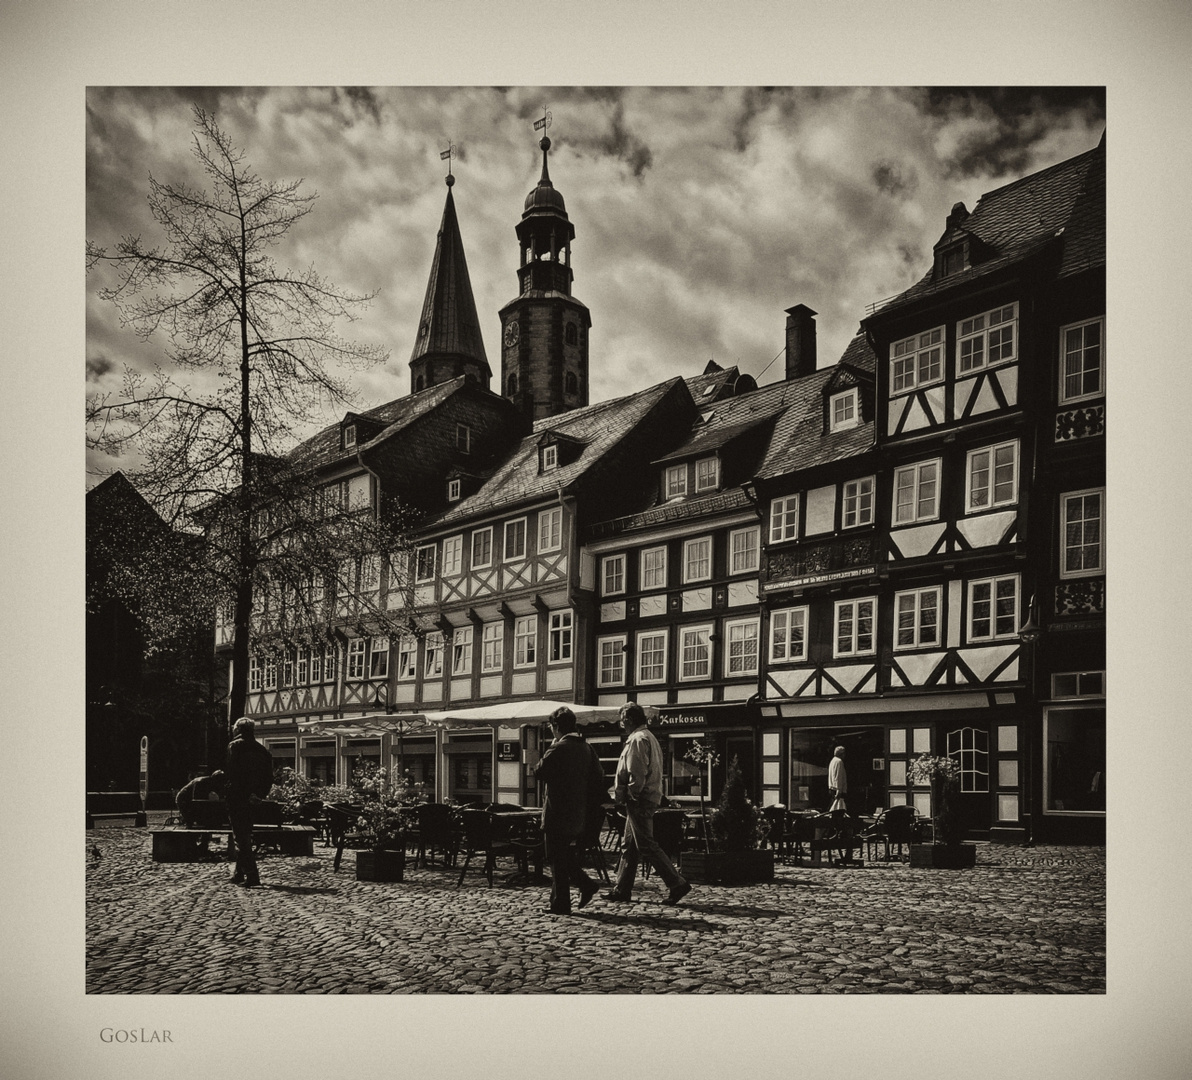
xmin=577 ymin=909 xmax=722 ymax=932
xmin=261 ymin=883 xmax=339 ymax=896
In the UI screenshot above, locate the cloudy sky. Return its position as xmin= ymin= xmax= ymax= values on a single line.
xmin=85 ymin=85 xmax=1104 ymax=482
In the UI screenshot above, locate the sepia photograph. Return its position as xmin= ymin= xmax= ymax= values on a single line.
xmin=4 ymin=2 xmax=1192 ymax=1078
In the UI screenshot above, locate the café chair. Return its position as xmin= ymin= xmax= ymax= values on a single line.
xmin=456 ymin=809 xmax=521 ymax=888
xmin=415 ymin=802 xmax=457 ymax=868
xmin=860 ymin=804 xmax=922 ymax=862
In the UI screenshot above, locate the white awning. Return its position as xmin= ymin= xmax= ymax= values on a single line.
xmin=296 ymin=713 xmax=433 ymax=738
xmin=424 ymin=699 xmax=652 ymax=729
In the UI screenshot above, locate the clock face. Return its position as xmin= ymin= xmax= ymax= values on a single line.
xmin=504 ymin=320 xmax=520 ymax=347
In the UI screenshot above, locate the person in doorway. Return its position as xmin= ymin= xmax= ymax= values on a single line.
xmin=535 ymin=706 xmax=606 ymax=915
xmin=828 ymin=746 xmax=848 ymax=811
xmin=225 ymin=718 xmax=275 ymax=887
xmin=602 ymin=702 xmax=691 ymax=906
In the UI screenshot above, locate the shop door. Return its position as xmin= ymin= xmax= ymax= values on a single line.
xmin=716 ymin=733 xmax=756 ymax=802
xmin=788 ymin=728 xmax=886 ymax=813
xmin=946 ymin=726 xmax=992 ymax=839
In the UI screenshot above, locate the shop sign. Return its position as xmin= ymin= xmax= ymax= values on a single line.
xmin=497 ymin=741 xmax=519 ymax=763
xmin=763 ymin=565 xmax=875 ymax=592
xmin=654 ymin=712 xmax=708 ymax=727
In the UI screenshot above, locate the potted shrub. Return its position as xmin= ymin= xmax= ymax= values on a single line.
xmin=906 ymin=753 xmax=977 ymax=869
xmin=348 ymin=764 xmax=417 ymax=883
xmin=680 ymin=756 xmax=774 ymax=885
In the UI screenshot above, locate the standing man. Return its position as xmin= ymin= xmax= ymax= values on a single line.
xmin=602 ymin=702 xmax=691 ymax=906
xmin=535 ymin=706 xmax=606 ymax=915
xmin=225 ymin=717 xmax=275 ymax=888
xmin=828 ymin=745 xmax=848 ymax=811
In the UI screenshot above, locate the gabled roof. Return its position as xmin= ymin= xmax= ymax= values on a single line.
xmin=408 ymin=187 xmax=489 ymax=376
xmin=867 ymin=135 xmax=1105 ymax=318
xmin=284 ymin=377 xmax=470 ymax=474
xmin=430 ymin=377 xmax=689 ymax=527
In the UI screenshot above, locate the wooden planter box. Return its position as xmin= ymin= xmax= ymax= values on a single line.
xmin=681 ymin=849 xmax=774 ymax=885
xmin=909 ymin=843 xmax=977 ymax=869
xmin=355 ymin=848 xmax=405 ymax=882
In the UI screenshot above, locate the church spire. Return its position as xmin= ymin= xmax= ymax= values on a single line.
xmin=408 ymin=160 xmax=490 ymax=395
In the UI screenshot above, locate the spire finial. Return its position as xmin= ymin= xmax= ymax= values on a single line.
xmin=533 ymin=109 xmax=552 ymax=180
xmin=440 ymin=142 xmax=455 ymax=187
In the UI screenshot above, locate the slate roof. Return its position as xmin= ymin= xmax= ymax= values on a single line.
xmin=428 ymin=377 xmax=688 ymax=528
xmin=407 ymin=187 xmax=490 ymax=375
xmin=284 ymin=378 xmax=468 ymax=474
xmin=868 ymin=135 xmax=1105 ymax=318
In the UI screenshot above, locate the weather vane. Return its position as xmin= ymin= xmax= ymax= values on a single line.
xmin=533 ymin=109 xmax=552 ymax=134
xmin=440 ymin=141 xmax=455 ymax=186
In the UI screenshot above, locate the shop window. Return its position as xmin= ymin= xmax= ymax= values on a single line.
xmin=1044 ymin=707 xmax=1105 ymax=814
xmin=668 ymin=736 xmax=711 ymax=798
xmin=946 ymin=727 xmax=989 ymax=794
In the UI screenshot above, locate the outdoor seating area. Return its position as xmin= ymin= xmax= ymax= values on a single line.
xmin=150 ymin=800 xmax=317 ymax=862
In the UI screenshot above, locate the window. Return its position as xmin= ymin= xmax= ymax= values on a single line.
xmin=539 ymin=507 xmax=563 ymax=553
xmin=769 ymin=607 xmax=808 ymax=663
xmin=894 ymin=460 xmax=940 ymax=524
xmin=310 ymin=647 xmax=323 ymax=684
xmin=947 ymin=727 xmax=990 ymax=794
xmin=1061 ymin=488 xmax=1104 ymax=577
xmin=602 ymin=554 xmax=626 ymax=596
xmin=895 ymin=587 xmax=941 ymax=649
xmin=514 ymin=616 xmax=537 ymax=668
xmin=249 ymin=656 xmax=262 ymax=692
xmin=842 ymin=477 xmax=875 ymax=528
xmin=296 ymin=648 xmax=309 ymax=686
xmin=471 ymin=527 xmax=493 ymax=570
xmin=1051 ymin=671 xmax=1105 ymax=699
xmin=347 ymin=637 xmax=367 ymax=680
xmin=504 ymin=518 xmax=527 ymax=561
xmin=724 ymin=618 xmax=760 ymax=677
xmin=264 ymin=655 xmax=277 ymax=690
xmin=637 ymin=630 xmax=668 ymax=684
xmin=640 ymin=545 xmax=667 ymax=591
xmin=683 ymin=537 xmax=712 ymax=583
xmin=442 ymin=535 xmax=463 ymax=577
xmin=452 ymin=626 xmax=473 ymax=676
xmin=424 ymin=632 xmax=444 ymax=677
xmin=834 ymin=598 xmax=876 ymax=657
xmin=397 ymin=634 xmax=417 ymax=681
xmin=830 ymin=388 xmax=859 ymax=431
xmin=343 ymin=423 xmax=356 ymax=449
xmin=769 ymin=496 xmax=799 ymax=543
xmin=1060 ymin=317 xmax=1104 ymax=403
xmin=542 ymin=444 xmax=558 ymax=471
xmin=597 ymin=636 xmax=626 ymax=687
xmin=958 ymin=302 xmax=1018 ymax=373
xmin=967 ymin=440 xmax=1018 ymax=511
xmin=695 ymin=456 xmax=719 ymax=492
xmin=679 ymin=625 xmax=713 ymax=680
xmin=968 ymin=574 xmax=1019 ymax=641
xmin=481 ymin=622 xmax=504 ymax=673
xmin=359 ymin=554 xmax=380 ymax=595
xmin=456 ymin=424 xmax=471 ymax=453
xmin=729 ymin=527 xmax=760 ymax=574
xmin=939 ymin=245 xmax=965 ymax=277
xmin=368 ymin=636 xmax=389 ymax=678
xmin=447 ymin=478 xmax=461 ymax=502
xmin=549 ymin=610 xmax=573 ymax=663
xmin=890 ymin=326 xmax=944 ymax=393
xmin=281 ymin=651 xmax=294 ymax=687
xmin=665 ymin=464 xmax=687 ymax=499
xmin=321 ymin=644 xmax=336 ymax=684
xmin=415 ymin=544 xmax=436 ymax=583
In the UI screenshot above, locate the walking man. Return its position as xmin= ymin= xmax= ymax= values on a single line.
xmin=602 ymin=702 xmax=691 ymax=905
xmin=225 ymin=717 xmax=275 ymax=887
xmin=828 ymin=745 xmax=848 ymax=811
xmin=535 ymin=706 xmax=606 ymax=915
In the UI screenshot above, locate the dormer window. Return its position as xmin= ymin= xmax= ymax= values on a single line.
xmin=343 ymin=424 xmax=357 ymax=450
xmin=665 ymin=464 xmax=687 ymax=500
xmin=542 ymin=444 xmax=558 ymax=472
xmin=694 ymin=457 xmax=719 ymax=493
xmin=938 ymin=244 xmax=966 ymax=277
xmin=830 ymin=388 xmax=860 ymax=432
xmin=447 ymin=478 xmax=461 ymax=502
xmin=456 ymin=424 xmax=471 ymax=454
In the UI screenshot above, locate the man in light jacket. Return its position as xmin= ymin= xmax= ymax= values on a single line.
xmin=602 ymin=702 xmax=691 ymax=906
xmin=828 ymin=746 xmax=848 ymax=811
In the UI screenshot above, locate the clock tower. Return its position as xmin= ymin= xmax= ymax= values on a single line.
xmin=498 ymin=127 xmax=590 ymax=423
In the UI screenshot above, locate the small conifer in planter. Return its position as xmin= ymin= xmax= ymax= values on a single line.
xmin=905 ymin=753 xmax=977 ymax=869
xmin=681 ymin=756 xmax=774 ymax=885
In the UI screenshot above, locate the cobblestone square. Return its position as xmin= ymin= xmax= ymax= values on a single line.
xmin=87 ymin=822 xmax=1104 ymax=994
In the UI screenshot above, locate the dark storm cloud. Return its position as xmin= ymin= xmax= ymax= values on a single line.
xmin=873 ymin=160 xmax=914 ymax=198
xmin=343 ymin=87 xmax=382 ymax=123
xmin=86 ymin=354 xmax=114 ymax=381
xmin=921 ymin=86 xmax=1106 ymax=179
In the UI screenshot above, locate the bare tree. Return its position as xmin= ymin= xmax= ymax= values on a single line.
xmin=88 ymin=106 xmax=409 ymax=724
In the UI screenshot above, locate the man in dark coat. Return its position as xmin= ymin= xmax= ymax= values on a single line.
xmin=535 ymin=706 xmax=608 ymax=915
xmin=225 ymin=717 xmax=275 ymax=887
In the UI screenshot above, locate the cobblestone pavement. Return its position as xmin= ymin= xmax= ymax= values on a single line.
xmin=86 ymin=822 xmax=1104 ymax=994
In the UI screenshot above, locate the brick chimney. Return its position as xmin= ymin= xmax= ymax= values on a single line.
xmin=785 ymin=304 xmax=817 ymax=380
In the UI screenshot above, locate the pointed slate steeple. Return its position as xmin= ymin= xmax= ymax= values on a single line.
xmin=408 ymin=175 xmax=491 ymax=394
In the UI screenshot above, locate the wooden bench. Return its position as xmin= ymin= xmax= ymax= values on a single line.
xmin=151 ymin=824 xmax=316 ymax=862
